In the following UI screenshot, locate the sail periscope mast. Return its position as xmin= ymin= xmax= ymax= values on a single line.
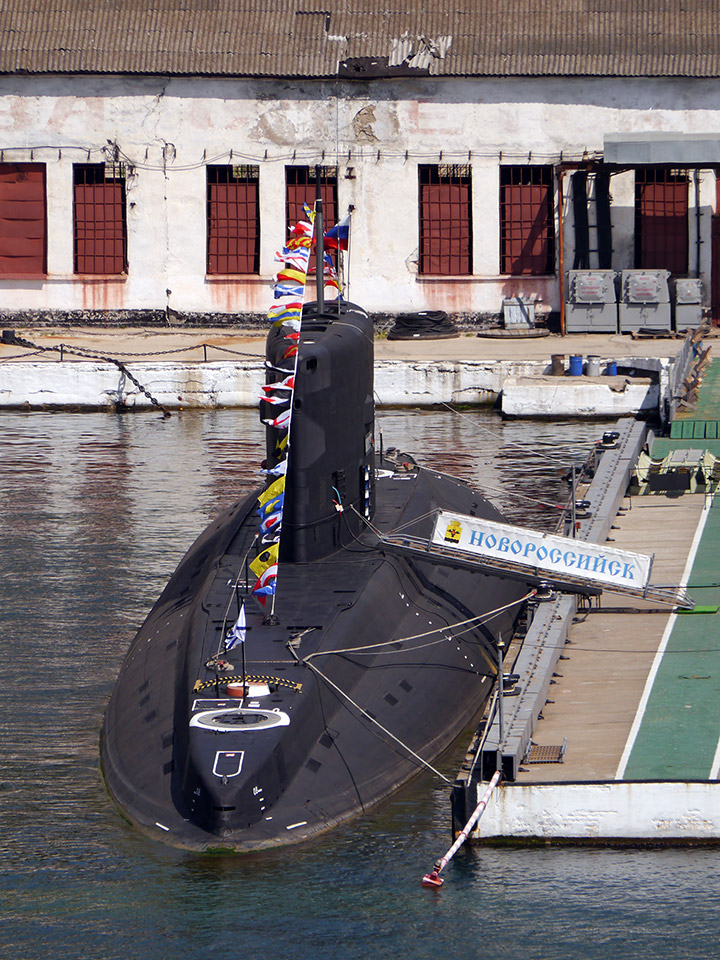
xmin=101 ymin=179 xmax=531 ymax=850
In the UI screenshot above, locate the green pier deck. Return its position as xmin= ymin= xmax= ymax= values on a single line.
xmin=621 ymin=494 xmax=720 ymax=780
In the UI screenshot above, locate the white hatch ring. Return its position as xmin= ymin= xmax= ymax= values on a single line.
xmin=190 ymin=707 xmax=290 ymax=733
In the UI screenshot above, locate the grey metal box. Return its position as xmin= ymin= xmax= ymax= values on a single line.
xmin=503 ymin=297 xmax=536 ymax=328
xmin=619 ymin=270 xmax=671 ymax=332
xmin=565 ymin=270 xmax=618 ymax=333
xmin=674 ymin=278 xmax=703 ymax=332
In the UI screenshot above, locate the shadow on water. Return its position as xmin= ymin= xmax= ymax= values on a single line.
xmin=0 ymin=409 xmax=718 ymax=960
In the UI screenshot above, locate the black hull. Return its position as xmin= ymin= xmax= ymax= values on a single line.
xmin=101 ymin=462 xmax=527 ymax=851
xmin=101 ymin=299 xmax=529 ymax=850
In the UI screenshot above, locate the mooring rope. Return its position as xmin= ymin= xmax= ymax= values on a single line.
xmin=300 ymin=657 xmax=454 ymax=784
xmin=302 ymin=590 xmax=534 ymax=662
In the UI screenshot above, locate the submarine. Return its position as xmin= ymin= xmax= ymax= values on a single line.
xmin=101 ymin=292 xmax=530 ymax=852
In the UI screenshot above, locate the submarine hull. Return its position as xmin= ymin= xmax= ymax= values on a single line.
xmin=101 ymin=302 xmax=529 ymax=850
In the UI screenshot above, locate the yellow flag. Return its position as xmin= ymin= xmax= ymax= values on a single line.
xmin=258 ymin=475 xmax=285 ymax=507
xmin=250 ymin=542 xmax=279 ymax=579
xmin=275 ymin=266 xmax=307 ymax=285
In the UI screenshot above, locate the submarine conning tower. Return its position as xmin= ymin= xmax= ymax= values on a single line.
xmin=264 ymin=300 xmax=375 ymax=564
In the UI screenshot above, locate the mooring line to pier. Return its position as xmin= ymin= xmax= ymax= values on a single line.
xmin=299 ymin=656 xmax=454 ymax=784
xmin=301 ymin=591 xmax=535 ymax=662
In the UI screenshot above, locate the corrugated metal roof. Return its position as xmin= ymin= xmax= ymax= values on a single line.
xmin=0 ymin=0 xmax=718 ymax=79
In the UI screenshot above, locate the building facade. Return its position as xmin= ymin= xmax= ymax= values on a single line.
xmin=1 ymin=1 xmax=719 ymax=325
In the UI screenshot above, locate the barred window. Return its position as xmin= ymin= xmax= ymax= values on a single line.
xmin=0 ymin=163 xmax=46 ymax=276
xmin=74 ymin=163 xmax=127 ymax=275
xmin=418 ymin=164 xmax=472 ymax=275
xmin=635 ymin=167 xmax=688 ymax=275
xmin=207 ymin=165 xmax=260 ymax=275
xmin=285 ymin=166 xmax=337 ymax=235
xmin=499 ymin=166 xmax=555 ymax=276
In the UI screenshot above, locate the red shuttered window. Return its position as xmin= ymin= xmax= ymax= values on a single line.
xmin=207 ymin=165 xmax=260 ymax=275
xmin=74 ymin=164 xmax=127 ymax=275
xmin=285 ymin=165 xmax=337 ymax=235
xmin=0 ymin=163 xmax=47 ymax=276
xmin=500 ymin=166 xmax=555 ymax=276
xmin=635 ymin=168 xmax=689 ymax=275
xmin=418 ymin=165 xmax=472 ymax=276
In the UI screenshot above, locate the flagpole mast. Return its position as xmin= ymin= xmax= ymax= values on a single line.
xmin=235 ymin=586 xmax=247 ymax=694
xmin=346 ymin=206 xmax=352 ymax=300
xmin=314 ymin=164 xmax=325 ymax=314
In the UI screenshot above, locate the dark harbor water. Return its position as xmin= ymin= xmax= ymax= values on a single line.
xmin=1 ymin=408 xmax=718 ymax=960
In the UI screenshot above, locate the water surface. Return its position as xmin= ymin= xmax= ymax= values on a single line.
xmin=1 ymin=409 xmax=717 ymax=960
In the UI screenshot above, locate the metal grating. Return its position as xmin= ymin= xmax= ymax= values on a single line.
xmin=418 ymin=164 xmax=472 ymax=276
xmin=634 ymin=167 xmax=688 ymax=275
xmin=285 ymin=165 xmax=337 ymax=268
xmin=525 ymin=742 xmax=567 ymax=764
xmin=206 ymin=165 xmax=260 ymax=275
xmin=499 ymin=165 xmax=555 ymax=276
xmin=73 ymin=163 xmax=127 ymax=275
xmin=286 ymin=165 xmax=337 ymax=234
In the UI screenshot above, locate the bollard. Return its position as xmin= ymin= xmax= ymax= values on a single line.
xmin=550 ymin=354 xmax=565 ymax=376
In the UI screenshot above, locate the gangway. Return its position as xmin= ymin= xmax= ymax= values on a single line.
xmin=380 ymin=510 xmax=693 ymax=610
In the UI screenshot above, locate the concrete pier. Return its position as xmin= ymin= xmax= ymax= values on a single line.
xmin=0 ymin=326 xmax=685 ymax=410
xmin=463 ymin=411 xmax=720 ymax=843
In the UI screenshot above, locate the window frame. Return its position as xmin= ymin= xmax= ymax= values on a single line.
xmin=634 ymin=166 xmax=689 ymax=276
xmin=206 ymin=164 xmax=260 ymax=276
xmin=499 ymin=165 xmax=556 ymax=276
xmin=0 ymin=162 xmax=47 ymax=277
xmin=418 ymin=164 xmax=473 ymax=277
xmin=73 ymin=162 xmax=128 ymax=276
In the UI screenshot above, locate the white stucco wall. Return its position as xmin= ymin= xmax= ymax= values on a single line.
xmin=1 ymin=74 xmax=719 ymax=318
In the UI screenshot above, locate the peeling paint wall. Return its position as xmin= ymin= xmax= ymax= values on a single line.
xmin=1 ymin=74 xmax=719 ymax=320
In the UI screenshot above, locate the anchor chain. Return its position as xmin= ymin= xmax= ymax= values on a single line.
xmin=2 ymin=332 xmax=171 ymax=416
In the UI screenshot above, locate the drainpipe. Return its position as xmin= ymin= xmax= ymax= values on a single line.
xmin=558 ymin=167 xmax=566 ymax=335
xmin=695 ymin=169 xmax=702 ymax=280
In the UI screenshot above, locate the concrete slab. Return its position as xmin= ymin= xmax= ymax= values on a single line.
xmin=501 ymin=375 xmax=658 ymax=417
xmin=478 ymin=781 xmax=720 ymax=842
xmin=0 ymin=327 xmax=680 ymax=409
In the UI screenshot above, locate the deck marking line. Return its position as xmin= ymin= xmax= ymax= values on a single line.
xmin=615 ymin=493 xmax=714 ymax=780
xmin=710 ymin=735 xmax=720 ymax=781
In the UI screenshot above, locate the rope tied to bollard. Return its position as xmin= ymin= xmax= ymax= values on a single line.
xmin=421 ymin=770 xmax=502 ymax=889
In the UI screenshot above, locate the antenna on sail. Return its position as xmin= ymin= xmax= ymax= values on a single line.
xmin=314 ymin=164 xmax=325 ymax=314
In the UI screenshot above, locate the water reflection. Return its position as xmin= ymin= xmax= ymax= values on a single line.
xmin=0 ymin=409 xmax=717 ymax=960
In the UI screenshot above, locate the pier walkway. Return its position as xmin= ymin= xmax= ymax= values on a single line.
xmin=511 ymin=492 xmax=720 ymax=786
xmin=469 ymin=384 xmax=720 ymax=841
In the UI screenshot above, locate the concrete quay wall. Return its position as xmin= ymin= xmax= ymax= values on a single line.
xmin=0 ymin=355 xmax=669 ymax=411
xmin=478 ymin=781 xmax=720 ymax=842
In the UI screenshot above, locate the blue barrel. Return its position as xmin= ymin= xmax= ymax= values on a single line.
xmin=606 ymin=360 xmax=618 ymax=376
xmin=568 ymin=355 xmax=583 ymax=376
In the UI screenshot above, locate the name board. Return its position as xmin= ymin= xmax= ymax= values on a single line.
xmin=432 ymin=511 xmax=652 ymax=591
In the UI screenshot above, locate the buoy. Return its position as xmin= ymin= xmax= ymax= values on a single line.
xmin=421 ymin=869 xmax=444 ymax=888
